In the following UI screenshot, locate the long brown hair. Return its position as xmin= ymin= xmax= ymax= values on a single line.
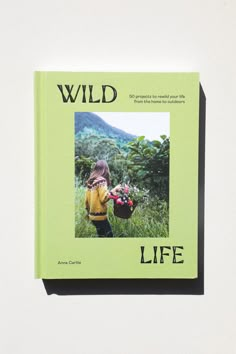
xmin=87 ymin=160 xmax=111 ymax=186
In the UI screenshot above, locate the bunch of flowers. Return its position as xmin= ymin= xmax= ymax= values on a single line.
xmin=110 ymin=184 xmax=133 ymax=206
xmin=110 ymin=183 xmax=149 ymax=207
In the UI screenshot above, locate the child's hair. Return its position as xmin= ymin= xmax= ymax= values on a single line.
xmin=87 ymin=160 xmax=111 ymax=186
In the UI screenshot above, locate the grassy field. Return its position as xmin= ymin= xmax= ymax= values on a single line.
xmin=75 ymin=187 xmax=169 ymax=238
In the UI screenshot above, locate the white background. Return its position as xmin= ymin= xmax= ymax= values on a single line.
xmin=1 ymin=1 xmax=236 ymax=353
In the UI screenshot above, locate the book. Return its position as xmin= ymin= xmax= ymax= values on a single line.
xmin=35 ymin=72 xmax=205 ymax=293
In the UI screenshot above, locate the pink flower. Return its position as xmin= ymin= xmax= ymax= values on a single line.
xmin=128 ymin=200 xmax=133 ymax=206
xmin=124 ymin=185 xmax=129 ymax=194
xmin=116 ymin=198 xmax=124 ymax=205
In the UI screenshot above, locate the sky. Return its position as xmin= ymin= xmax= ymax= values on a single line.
xmin=94 ymin=112 xmax=170 ymax=141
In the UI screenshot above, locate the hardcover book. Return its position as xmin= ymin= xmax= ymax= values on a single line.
xmin=35 ymin=72 xmax=205 ymax=294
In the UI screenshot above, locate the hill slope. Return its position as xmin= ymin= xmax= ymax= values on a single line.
xmin=74 ymin=112 xmax=135 ymax=143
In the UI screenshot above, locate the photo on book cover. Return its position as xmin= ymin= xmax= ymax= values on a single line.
xmin=74 ymin=112 xmax=170 ymax=238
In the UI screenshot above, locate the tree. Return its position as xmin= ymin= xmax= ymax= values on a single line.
xmin=126 ymin=136 xmax=169 ymax=200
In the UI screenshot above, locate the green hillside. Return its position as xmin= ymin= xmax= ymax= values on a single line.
xmin=74 ymin=112 xmax=135 ymax=144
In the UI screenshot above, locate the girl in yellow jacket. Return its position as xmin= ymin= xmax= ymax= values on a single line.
xmin=85 ymin=160 xmax=121 ymax=237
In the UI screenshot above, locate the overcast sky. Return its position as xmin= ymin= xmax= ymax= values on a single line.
xmin=94 ymin=112 xmax=169 ymax=140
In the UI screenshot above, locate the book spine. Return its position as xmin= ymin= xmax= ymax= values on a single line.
xmin=34 ymin=72 xmax=45 ymax=278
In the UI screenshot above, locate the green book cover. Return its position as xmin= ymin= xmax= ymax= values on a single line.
xmin=35 ymin=72 xmax=199 ymax=279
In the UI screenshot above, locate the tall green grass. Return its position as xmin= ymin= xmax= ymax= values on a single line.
xmin=75 ymin=187 xmax=168 ymax=238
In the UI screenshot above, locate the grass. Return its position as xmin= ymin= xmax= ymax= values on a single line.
xmin=75 ymin=187 xmax=169 ymax=238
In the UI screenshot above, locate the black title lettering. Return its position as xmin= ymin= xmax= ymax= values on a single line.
xmin=140 ymin=246 xmax=184 ymax=264
xmin=57 ymin=84 xmax=117 ymax=104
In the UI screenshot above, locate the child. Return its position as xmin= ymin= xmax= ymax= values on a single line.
xmin=85 ymin=160 xmax=121 ymax=237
